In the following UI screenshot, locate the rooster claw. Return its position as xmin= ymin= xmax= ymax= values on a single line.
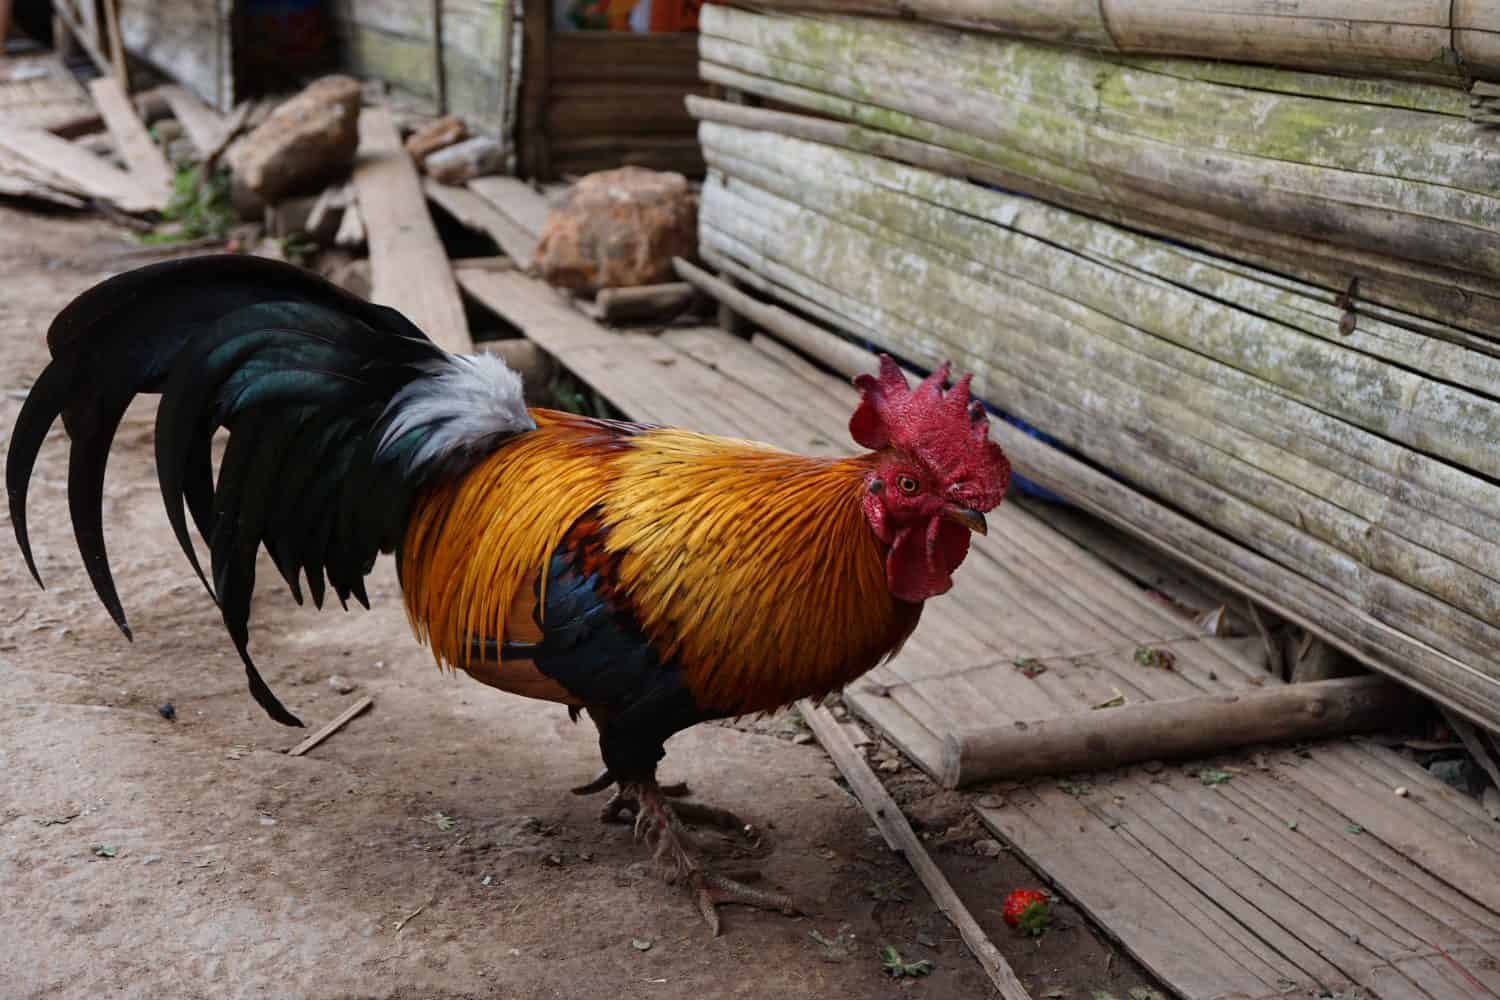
xmin=691 ymin=871 xmax=800 ymax=936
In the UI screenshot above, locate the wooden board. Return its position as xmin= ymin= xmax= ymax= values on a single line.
xmin=467 ymin=174 xmax=551 ymax=236
xmin=428 ymin=178 xmax=538 ymax=268
xmin=352 ymin=106 xmax=471 ymax=353
xmin=158 ymin=84 xmax=229 ymax=157
xmin=979 ymin=740 xmax=1500 ymax=1000
xmin=0 ymin=124 xmax=161 ymax=212
xmin=117 ymin=0 xmax=235 ymax=112
xmin=87 ymin=77 xmax=173 ymax=202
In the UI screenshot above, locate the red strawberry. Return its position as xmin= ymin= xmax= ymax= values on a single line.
xmin=1002 ymin=888 xmax=1052 ymax=937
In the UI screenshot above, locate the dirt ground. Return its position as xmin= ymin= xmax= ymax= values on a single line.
xmin=0 ymin=206 xmax=1157 ymax=1000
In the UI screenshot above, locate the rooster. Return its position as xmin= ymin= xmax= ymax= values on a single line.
xmin=7 ymin=256 xmax=1009 ymax=932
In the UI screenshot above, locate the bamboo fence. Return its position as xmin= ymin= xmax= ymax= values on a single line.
xmin=694 ymin=117 xmax=1500 ymax=729
xmin=697 ymin=5 xmax=1500 ymax=334
xmin=721 ymin=0 xmax=1500 ymax=84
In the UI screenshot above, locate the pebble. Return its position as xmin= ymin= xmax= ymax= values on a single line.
xmin=140 ymin=854 xmax=162 ymax=866
xmin=878 ymin=759 xmax=903 ymax=773
xmin=328 ymin=675 xmax=356 ymax=694
xmin=973 ymin=838 xmax=1005 ymax=858
xmin=1394 ymin=786 xmax=1409 ymax=798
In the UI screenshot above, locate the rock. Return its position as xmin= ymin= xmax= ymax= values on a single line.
xmin=533 ymin=167 xmax=697 ymax=294
xmin=973 ymin=838 xmax=1005 ymax=858
xmin=1429 ymin=757 xmax=1483 ymax=794
xmin=328 ymin=675 xmax=356 ymax=694
xmin=406 ymin=115 xmax=467 ymax=164
xmin=425 ymin=136 xmax=503 ymax=185
xmin=878 ymin=758 xmax=903 ymax=773
xmin=227 ymin=75 xmax=363 ymax=204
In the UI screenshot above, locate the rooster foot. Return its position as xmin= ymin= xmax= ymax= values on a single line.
xmin=630 ymin=780 xmax=799 ymax=935
xmin=572 ymin=767 xmax=689 ymax=800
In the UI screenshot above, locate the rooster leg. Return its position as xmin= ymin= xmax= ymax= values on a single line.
xmin=629 ymin=780 xmax=799 ymax=935
xmin=598 ymin=783 xmax=720 ymax=826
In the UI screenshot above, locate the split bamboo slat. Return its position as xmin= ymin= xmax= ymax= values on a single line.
xmin=722 ymin=0 xmax=1500 ymax=85
xmin=694 ymin=117 xmax=1500 ymax=730
xmin=697 ymin=5 xmax=1500 ymax=334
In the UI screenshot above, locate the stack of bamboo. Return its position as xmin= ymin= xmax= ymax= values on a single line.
xmin=691 ymin=4 xmax=1500 ymax=730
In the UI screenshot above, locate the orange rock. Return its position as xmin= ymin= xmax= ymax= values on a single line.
xmin=533 ymin=167 xmax=697 ymax=293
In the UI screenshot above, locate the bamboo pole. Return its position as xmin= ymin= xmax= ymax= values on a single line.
xmin=681 ymin=254 xmax=1500 ymax=729
xmin=714 ymin=0 xmax=1500 ymax=84
xmin=693 ymin=138 xmax=1500 ymax=705
xmin=695 ymin=7 xmax=1500 ymax=328
xmin=941 ymin=677 xmax=1417 ymax=786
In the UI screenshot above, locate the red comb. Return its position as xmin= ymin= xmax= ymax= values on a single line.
xmin=851 ymin=355 xmax=1010 ymax=508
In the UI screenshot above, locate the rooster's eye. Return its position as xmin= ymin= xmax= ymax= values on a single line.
xmin=896 ymin=475 xmax=919 ymax=495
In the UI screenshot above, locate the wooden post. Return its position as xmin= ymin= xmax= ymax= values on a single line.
xmin=430 ymin=0 xmax=447 ymax=115
xmin=519 ymin=0 xmax=552 ymax=180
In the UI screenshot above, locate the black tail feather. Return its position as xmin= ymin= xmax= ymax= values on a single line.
xmin=7 ymin=255 xmax=458 ymax=727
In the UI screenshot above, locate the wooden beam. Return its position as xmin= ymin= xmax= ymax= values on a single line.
xmin=352 ymin=106 xmax=471 ymax=353
xmin=88 ymin=77 xmax=174 ymax=202
xmin=799 ymin=700 xmax=1033 ymax=1000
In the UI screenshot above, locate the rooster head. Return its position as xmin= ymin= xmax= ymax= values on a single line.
xmin=851 ymin=354 xmax=1011 ymax=603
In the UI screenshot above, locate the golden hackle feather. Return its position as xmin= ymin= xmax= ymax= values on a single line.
xmin=601 ymin=430 xmax=913 ymax=714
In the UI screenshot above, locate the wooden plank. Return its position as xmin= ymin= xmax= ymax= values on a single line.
xmin=352 ymin=106 xmax=470 ymax=354
xmin=800 ymin=701 xmax=1032 ymax=1000
xmin=158 ymin=84 xmax=227 ymax=157
xmin=426 ymin=178 xmax=538 ymax=269
xmin=87 ymin=77 xmax=172 ymax=201
xmin=467 ymin=174 xmax=551 ymax=236
xmin=0 ymin=124 xmax=160 ymax=212
xmin=983 ymin=782 xmax=1313 ymax=998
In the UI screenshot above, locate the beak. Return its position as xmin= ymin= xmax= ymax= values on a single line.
xmin=943 ymin=505 xmax=988 ymax=536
